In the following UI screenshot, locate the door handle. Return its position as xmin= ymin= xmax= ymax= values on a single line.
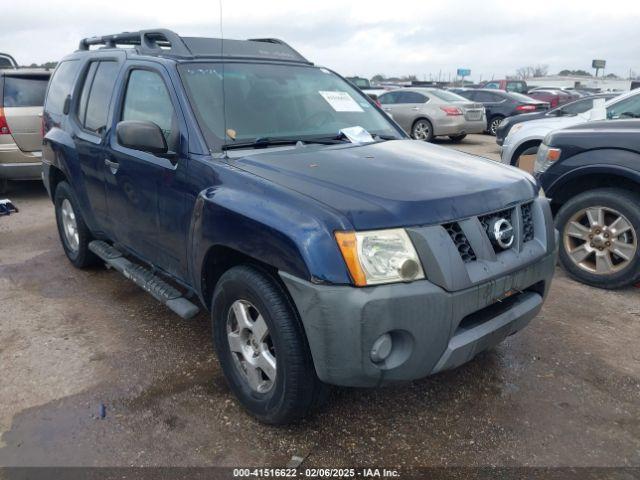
xmin=104 ymin=159 xmax=119 ymax=174
xmin=411 ymin=107 xmax=420 ymax=111
xmin=383 ymin=108 xmax=391 ymax=112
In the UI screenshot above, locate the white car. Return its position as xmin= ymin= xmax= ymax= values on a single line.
xmin=500 ymin=89 xmax=640 ymax=167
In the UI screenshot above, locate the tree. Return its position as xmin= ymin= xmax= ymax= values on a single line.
xmin=371 ymin=74 xmax=386 ymax=83
xmin=558 ymin=69 xmax=591 ymax=77
xmin=515 ymin=64 xmax=548 ymax=79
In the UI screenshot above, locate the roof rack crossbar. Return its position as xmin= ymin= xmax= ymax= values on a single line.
xmin=78 ymin=29 xmax=192 ymax=57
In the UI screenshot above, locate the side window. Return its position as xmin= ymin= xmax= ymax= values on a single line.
xmin=378 ymin=92 xmax=397 ymax=105
xmin=45 ymin=60 xmax=81 ymax=115
xmin=400 ymin=92 xmax=427 ymax=104
xmin=507 ymin=81 xmax=526 ymax=93
xmin=80 ymin=61 xmax=120 ymax=133
xmin=484 ymin=82 xmax=500 ymax=89
xmin=475 ymin=91 xmax=499 ymax=103
xmin=607 ymin=95 xmax=640 ymax=119
xmin=121 ymin=69 xmax=178 ymax=150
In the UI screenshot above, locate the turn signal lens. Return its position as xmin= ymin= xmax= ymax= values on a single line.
xmin=335 ymin=231 xmax=367 ymax=286
xmin=0 ymin=108 xmax=11 ymax=135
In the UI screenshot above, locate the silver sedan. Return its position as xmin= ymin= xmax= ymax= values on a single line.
xmin=378 ymin=88 xmax=486 ymax=142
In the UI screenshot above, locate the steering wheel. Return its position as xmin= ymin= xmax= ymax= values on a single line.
xmin=302 ymin=110 xmax=334 ymax=129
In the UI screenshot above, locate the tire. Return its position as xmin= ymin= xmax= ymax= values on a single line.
xmin=211 ymin=265 xmax=327 ymax=424
xmin=54 ymin=181 xmax=99 ymax=268
xmin=487 ymin=116 xmax=504 ymax=136
xmin=448 ymin=133 xmax=467 ymax=143
xmin=411 ymin=118 xmax=434 ymax=142
xmin=556 ymin=188 xmax=640 ymax=289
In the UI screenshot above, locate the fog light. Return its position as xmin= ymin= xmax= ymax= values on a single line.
xmin=399 ymin=258 xmax=420 ymax=281
xmin=370 ymin=333 xmax=392 ymax=363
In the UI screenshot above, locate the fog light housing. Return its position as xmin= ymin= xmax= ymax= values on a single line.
xmin=370 ymin=333 xmax=393 ymax=363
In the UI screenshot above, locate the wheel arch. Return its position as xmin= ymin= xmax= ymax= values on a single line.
xmin=510 ymin=139 xmax=542 ymax=166
xmin=548 ymin=166 xmax=640 ymax=215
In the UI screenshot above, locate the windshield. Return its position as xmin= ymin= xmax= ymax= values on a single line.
xmin=428 ymin=89 xmax=469 ymax=102
xmin=179 ymin=63 xmax=401 ymax=149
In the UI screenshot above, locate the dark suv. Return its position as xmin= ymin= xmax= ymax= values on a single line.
xmin=42 ymin=30 xmax=557 ymax=424
xmin=535 ymin=119 xmax=640 ymax=289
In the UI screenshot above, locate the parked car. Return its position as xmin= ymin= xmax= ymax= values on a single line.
xmin=0 ymin=68 xmax=51 ymax=192
xmin=0 ymin=53 xmax=18 ymax=69
xmin=500 ymin=88 xmax=640 ymax=168
xmin=535 ymin=120 xmax=640 ymax=289
xmin=528 ymin=86 xmax=580 ymax=102
xmin=42 ymin=29 xmax=557 ymax=424
xmin=378 ymin=88 xmax=485 ymax=142
xmin=452 ymin=89 xmax=548 ymax=136
xmin=525 ymin=89 xmax=573 ymax=108
xmin=481 ymin=79 xmax=528 ymax=93
xmin=496 ymin=93 xmax=619 ymax=145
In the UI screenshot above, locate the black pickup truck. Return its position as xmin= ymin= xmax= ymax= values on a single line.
xmin=536 ymin=119 xmax=640 ymax=289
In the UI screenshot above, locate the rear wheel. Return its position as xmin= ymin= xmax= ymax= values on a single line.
xmin=211 ymin=265 xmax=326 ymax=424
xmin=487 ymin=116 xmax=504 ymax=136
xmin=448 ymin=133 xmax=467 ymax=143
xmin=54 ymin=181 xmax=99 ymax=268
xmin=411 ymin=119 xmax=434 ymax=142
xmin=556 ymin=188 xmax=640 ymax=289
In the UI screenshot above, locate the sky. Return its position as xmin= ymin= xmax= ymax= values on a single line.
xmin=3 ymin=0 xmax=640 ymax=82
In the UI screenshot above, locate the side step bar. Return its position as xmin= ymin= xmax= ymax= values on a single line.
xmin=89 ymin=240 xmax=200 ymax=320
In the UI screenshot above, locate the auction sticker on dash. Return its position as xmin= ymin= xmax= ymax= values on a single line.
xmin=319 ymin=91 xmax=363 ymax=112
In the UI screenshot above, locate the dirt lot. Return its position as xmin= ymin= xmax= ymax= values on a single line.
xmin=0 ymin=134 xmax=639 ymax=468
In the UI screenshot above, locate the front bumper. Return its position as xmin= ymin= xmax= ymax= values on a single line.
xmin=281 ymin=249 xmax=556 ymax=387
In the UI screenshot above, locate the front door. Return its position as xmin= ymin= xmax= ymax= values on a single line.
xmin=105 ymin=65 xmax=190 ymax=279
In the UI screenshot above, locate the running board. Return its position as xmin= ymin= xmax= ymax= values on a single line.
xmin=89 ymin=240 xmax=200 ymax=320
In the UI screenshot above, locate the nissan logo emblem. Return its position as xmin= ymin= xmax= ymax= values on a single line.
xmin=491 ymin=218 xmax=515 ymax=249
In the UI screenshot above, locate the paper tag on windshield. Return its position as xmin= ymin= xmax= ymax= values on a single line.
xmin=319 ymin=91 xmax=363 ymax=112
xmin=339 ymin=126 xmax=374 ymax=144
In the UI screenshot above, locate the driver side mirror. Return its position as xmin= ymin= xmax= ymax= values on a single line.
xmin=116 ymin=120 xmax=168 ymax=156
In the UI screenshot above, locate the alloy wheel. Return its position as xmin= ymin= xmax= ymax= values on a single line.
xmin=412 ymin=121 xmax=431 ymax=140
xmin=489 ymin=118 xmax=502 ymax=135
xmin=226 ymin=299 xmax=277 ymax=393
xmin=563 ymin=205 xmax=637 ymax=275
xmin=61 ymin=198 xmax=80 ymax=252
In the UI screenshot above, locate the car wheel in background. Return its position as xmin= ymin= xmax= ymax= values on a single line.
xmin=556 ymin=188 xmax=640 ymax=289
xmin=54 ymin=181 xmax=100 ymax=268
xmin=487 ymin=116 xmax=504 ymax=136
xmin=411 ymin=118 xmax=434 ymax=142
xmin=448 ymin=134 xmax=467 ymax=143
xmin=211 ymin=265 xmax=327 ymax=424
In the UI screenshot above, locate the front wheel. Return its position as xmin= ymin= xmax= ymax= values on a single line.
xmin=556 ymin=188 xmax=640 ymax=289
xmin=411 ymin=119 xmax=434 ymax=142
xmin=211 ymin=265 xmax=326 ymax=424
xmin=487 ymin=116 xmax=504 ymax=136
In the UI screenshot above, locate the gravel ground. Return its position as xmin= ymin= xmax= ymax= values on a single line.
xmin=0 ymin=134 xmax=638 ymax=469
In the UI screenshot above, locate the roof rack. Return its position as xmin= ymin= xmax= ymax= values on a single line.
xmin=77 ymin=29 xmax=311 ymax=64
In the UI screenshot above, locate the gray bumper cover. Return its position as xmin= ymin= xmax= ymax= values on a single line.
xmin=281 ymin=237 xmax=557 ymax=388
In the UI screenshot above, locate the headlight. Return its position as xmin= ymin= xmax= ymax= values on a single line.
xmin=534 ymin=143 xmax=561 ymax=174
xmin=335 ymin=229 xmax=425 ymax=286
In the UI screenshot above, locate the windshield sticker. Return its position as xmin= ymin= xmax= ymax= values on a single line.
xmin=319 ymin=91 xmax=364 ymax=112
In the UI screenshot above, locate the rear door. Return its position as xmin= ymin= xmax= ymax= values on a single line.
xmin=71 ymin=58 xmax=122 ymax=232
xmin=2 ymin=74 xmax=50 ymax=151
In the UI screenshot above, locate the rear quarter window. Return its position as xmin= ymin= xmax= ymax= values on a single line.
xmin=45 ymin=60 xmax=81 ymax=115
xmin=3 ymin=76 xmax=49 ymax=107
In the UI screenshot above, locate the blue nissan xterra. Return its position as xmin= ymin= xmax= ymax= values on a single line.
xmin=42 ymin=30 xmax=557 ymax=424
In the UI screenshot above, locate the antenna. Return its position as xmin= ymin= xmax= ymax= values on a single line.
xmin=219 ymin=0 xmax=230 ymax=153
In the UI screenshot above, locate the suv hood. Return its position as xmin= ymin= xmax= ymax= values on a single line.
xmin=231 ymin=140 xmax=537 ymax=230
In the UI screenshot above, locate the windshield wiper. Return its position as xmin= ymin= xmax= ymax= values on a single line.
xmin=221 ymin=136 xmax=343 ymax=151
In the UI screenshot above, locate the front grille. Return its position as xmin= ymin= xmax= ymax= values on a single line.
xmin=479 ymin=208 xmax=515 ymax=253
xmin=443 ymin=222 xmax=476 ymax=263
xmin=522 ymin=202 xmax=534 ymax=242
